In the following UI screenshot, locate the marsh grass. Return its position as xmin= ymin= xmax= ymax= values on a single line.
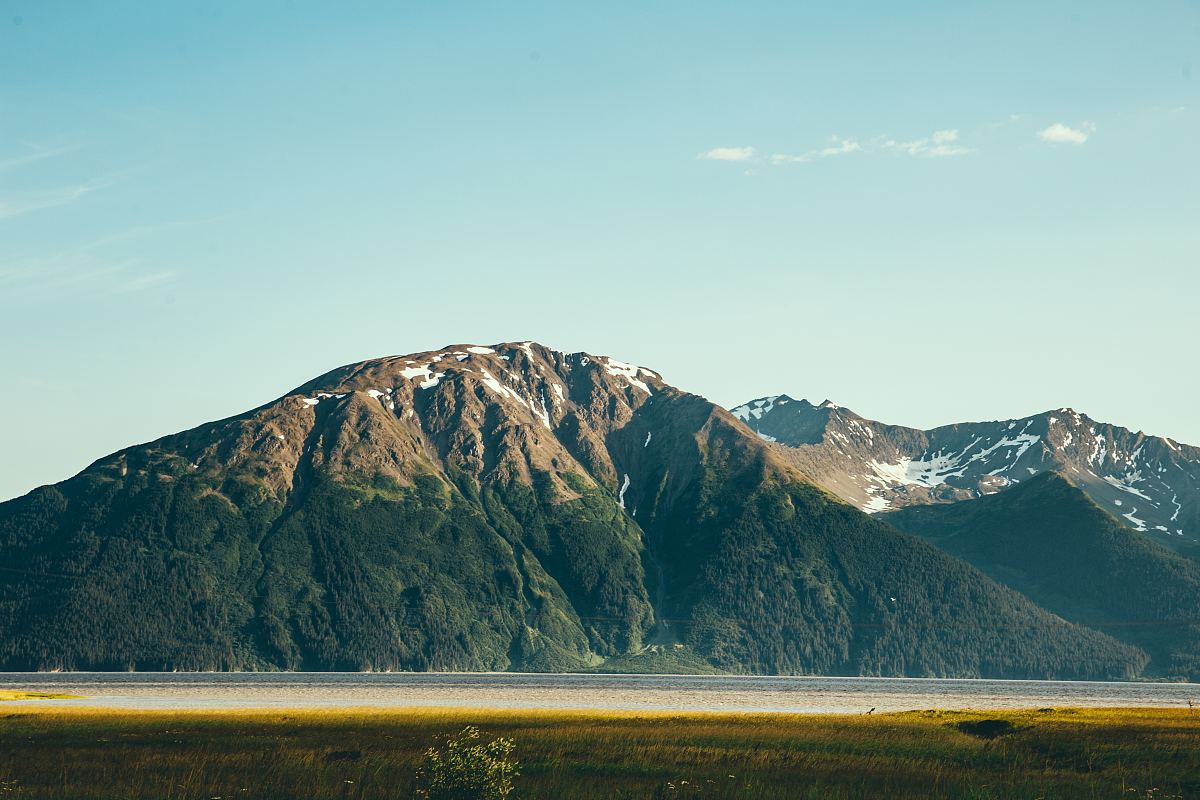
xmin=0 ymin=706 xmax=1196 ymax=798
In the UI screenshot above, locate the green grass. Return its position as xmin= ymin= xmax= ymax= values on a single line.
xmin=0 ymin=706 xmax=1196 ymax=798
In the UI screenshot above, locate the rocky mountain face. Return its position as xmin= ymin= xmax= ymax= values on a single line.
xmin=0 ymin=344 xmax=1151 ymax=677
xmin=731 ymin=396 xmax=1200 ymax=554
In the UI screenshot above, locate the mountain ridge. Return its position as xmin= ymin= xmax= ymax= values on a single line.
xmin=731 ymin=394 xmax=1200 ymax=552
xmin=0 ymin=343 xmax=1157 ymax=677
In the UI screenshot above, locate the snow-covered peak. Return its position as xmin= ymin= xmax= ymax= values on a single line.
xmin=731 ymin=396 xmax=782 ymax=422
xmin=728 ymin=395 xmax=1200 ymax=545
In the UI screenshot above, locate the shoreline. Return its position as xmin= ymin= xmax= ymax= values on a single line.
xmin=1 ymin=702 xmax=1197 ymax=716
xmin=3 ymin=669 xmax=1198 ymax=683
xmin=3 ymin=672 xmax=1197 ymax=713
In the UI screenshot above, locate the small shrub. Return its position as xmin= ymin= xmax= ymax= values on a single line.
xmin=414 ymin=726 xmax=518 ymax=800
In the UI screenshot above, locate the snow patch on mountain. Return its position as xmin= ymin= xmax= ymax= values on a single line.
xmin=477 ymin=369 xmax=552 ymax=429
xmin=602 ymin=358 xmax=653 ymax=394
xmin=1123 ymin=507 xmax=1149 ymax=531
xmin=862 ymin=495 xmax=892 ymax=513
xmin=400 ymin=364 xmax=436 ymax=381
xmin=864 ymin=430 xmax=1041 ymax=490
xmin=1104 ymin=473 xmax=1153 ymax=501
xmin=868 ymin=453 xmax=965 ymax=488
xmin=731 ymin=397 xmax=779 ymax=422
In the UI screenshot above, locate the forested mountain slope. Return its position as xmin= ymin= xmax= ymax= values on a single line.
xmin=886 ymin=472 xmax=1200 ymax=679
xmin=0 ymin=343 xmax=1147 ymax=677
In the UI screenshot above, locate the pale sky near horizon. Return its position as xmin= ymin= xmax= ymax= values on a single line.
xmin=1 ymin=1 xmax=1198 ymax=501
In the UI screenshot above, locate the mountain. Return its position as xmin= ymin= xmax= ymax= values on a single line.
xmin=730 ymin=396 xmax=1200 ymax=554
xmin=885 ymin=472 xmax=1200 ymax=680
xmin=0 ymin=343 xmax=1146 ymax=677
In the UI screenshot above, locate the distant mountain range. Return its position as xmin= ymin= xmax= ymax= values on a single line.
xmin=0 ymin=343 xmax=1196 ymax=679
xmin=731 ymin=396 xmax=1200 ymax=556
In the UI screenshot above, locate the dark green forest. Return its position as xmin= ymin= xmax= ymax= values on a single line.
xmin=886 ymin=472 xmax=1200 ymax=680
xmin=0 ymin=444 xmax=1149 ymax=678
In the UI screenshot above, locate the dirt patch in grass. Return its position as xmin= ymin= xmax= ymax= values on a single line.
xmin=955 ymin=718 xmax=1017 ymax=739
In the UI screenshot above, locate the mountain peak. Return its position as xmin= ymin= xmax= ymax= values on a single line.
xmin=729 ymin=393 xmax=1200 ymax=550
xmin=294 ymin=341 xmax=663 ymax=405
xmin=730 ymin=395 xmax=860 ymax=421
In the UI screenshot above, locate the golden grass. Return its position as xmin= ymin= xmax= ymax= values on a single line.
xmin=0 ymin=705 xmax=1196 ymax=798
xmin=0 ymin=690 xmax=83 ymax=701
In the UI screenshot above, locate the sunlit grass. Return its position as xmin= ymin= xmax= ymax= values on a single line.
xmin=0 ymin=706 xmax=1196 ymax=798
xmin=0 ymin=690 xmax=83 ymax=700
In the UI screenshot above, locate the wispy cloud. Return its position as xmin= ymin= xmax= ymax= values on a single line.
xmin=0 ymin=221 xmax=196 ymax=299
xmin=112 ymin=270 xmax=177 ymax=294
xmin=697 ymin=146 xmax=756 ymax=161
xmin=0 ymin=257 xmax=139 ymax=293
xmin=0 ymin=181 xmax=110 ymax=220
xmin=771 ymin=137 xmax=861 ymax=165
xmin=1037 ymin=121 xmax=1095 ymax=144
xmin=706 ymin=127 xmax=975 ymax=171
xmin=0 ymin=256 xmax=177 ymax=298
xmin=772 ymin=129 xmax=973 ymax=164
xmin=0 ymin=144 xmax=73 ymax=173
xmin=0 ymin=145 xmax=100 ymax=219
xmin=884 ymin=129 xmax=973 ymax=158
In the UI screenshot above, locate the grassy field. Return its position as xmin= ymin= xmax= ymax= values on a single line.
xmin=0 ymin=705 xmax=1197 ymax=799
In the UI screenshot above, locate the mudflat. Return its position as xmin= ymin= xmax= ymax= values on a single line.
xmin=3 ymin=672 xmax=1200 ymax=712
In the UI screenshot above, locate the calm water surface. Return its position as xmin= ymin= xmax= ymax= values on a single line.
xmin=3 ymin=673 xmax=1199 ymax=713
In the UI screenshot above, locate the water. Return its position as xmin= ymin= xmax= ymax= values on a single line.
xmin=3 ymin=672 xmax=1199 ymax=713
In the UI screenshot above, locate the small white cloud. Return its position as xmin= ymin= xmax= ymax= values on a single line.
xmin=1037 ymin=122 xmax=1095 ymax=144
xmin=818 ymin=137 xmax=861 ymax=158
xmin=115 ymin=270 xmax=176 ymax=293
xmin=885 ymin=129 xmax=973 ymax=158
xmin=771 ymin=137 xmax=860 ymax=165
xmin=0 ymin=144 xmax=72 ymax=173
xmin=698 ymin=146 xmax=756 ymax=162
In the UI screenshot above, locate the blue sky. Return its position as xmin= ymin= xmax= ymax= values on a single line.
xmin=1 ymin=1 xmax=1198 ymax=500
